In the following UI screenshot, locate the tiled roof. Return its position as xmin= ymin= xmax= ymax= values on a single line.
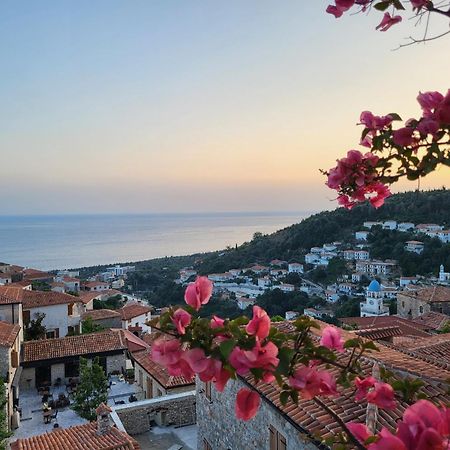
xmin=0 ymin=286 xmax=81 ymax=308
xmin=132 ymin=348 xmax=194 ymax=389
xmin=352 ymin=326 xmax=403 ymax=341
xmin=10 ymin=422 xmax=140 ymax=450
xmin=0 ymin=321 xmax=20 ymax=347
xmin=410 ymin=311 xmax=450 ymax=331
xmin=398 ymin=285 xmax=450 ymax=303
xmin=120 ymin=304 xmax=151 ymax=321
xmin=22 ymin=268 xmax=53 ymax=280
xmin=23 ymin=330 xmax=127 ymax=363
xmin=0 ymin=287 xmax=23 ymax=304
xmin=243 ymin=321 xmax=450 ymax=443
xmin=8 ymin=280 xmax=32 ymax=288
xmin=83 ymin=281 xmax=109 ymax=288
xmin=340 ymin=315 xmax=431 ymax=338
xmin=393 ymin=333 xmax=450 ymax=367
xmin=81 ymin=309 xmax=121 ymax=321
xmin=78 ymin=291 xmax=104 ymax=304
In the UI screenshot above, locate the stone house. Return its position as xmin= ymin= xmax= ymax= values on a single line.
xmin=197 ymin=320 xmax=450 ymax=450
xmin=20 ymin=329 xmax=129 ymax=388
xmin=397 ymin=285 xmax=450 ymax=319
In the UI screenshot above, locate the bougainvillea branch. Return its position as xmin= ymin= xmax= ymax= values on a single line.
xmin=323 ymin=89 xmax=450 ymax=209
xmin=150 ymin=277 xmax=450 ymax=449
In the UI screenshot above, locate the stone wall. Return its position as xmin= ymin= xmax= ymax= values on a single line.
xmin=106 ymin=353 xmax=126 ymax=375
xmin=113 ymin=391 xmax=196 ymax=435
xmin=50 ymin=363 xmax=65 ymax=385
xmin=196 ymin=378 xmax=320 ymax=450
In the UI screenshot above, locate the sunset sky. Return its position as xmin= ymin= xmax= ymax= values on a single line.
xmin=2 ymin=1 xmax=449 ymax=215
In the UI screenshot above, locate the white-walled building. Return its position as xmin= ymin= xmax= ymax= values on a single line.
xmin=355 ymin=260 xmax=397 ymax=276
xmin=383 ymin=221 xmax=397 ymax=230
xmin=355 ymin=231 xmax=369 ymax=241
xmin=363 ymin=221 xmax=383 ymax=229
xmin=405 ymin=240 xmax=424 ymax=254
xmin=305 ymin=253 xmax=320 ymax=265
xmin=399 ymin=276 xmax=418 ymax=287
xmin=285 ymin=311 xmax=299 ymax=320
xmin=257 ymin=277 xmax=271 ymax=288
xmin=398 ymin=222 xmax=415 ymax=232
xmin=278 ymin=283 xmax=295 ymax=293
xmin=236 ymin=297 xmax=256 ymax=310
xmin=360 ymin=280 xmax=390 ymax=317
xmin=288 ymin=263 xmax=304 ymax=274
xmin=83 ymin=281 xmax=110 ymax=292
xmin=120 ymin=303 xmax=152 ymax=334
xmin=437 ymin=230 xmax=450 ymax=243
xmin=0 ymin=273 xmax=12 ymax=285
xmin=439 ymin=265 xmax=450 ymax=283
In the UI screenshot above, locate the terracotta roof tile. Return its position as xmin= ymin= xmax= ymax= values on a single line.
xmin=10 ymin=422 xmax=140 ymax=450
xmin=398 ymin=285 xmax=450 ymax=303
xmin=410 ymin=311 xmax=450 ymax=331
xmin=81 ymin=309 xmax=121 ymax=321
xmin=0 ymin=287 xmax=81 ymax=308
xmin=22 ymin=269 xmax=54 ymax=281
xmin=22 ymin=330 xmax=126 ymax=362
xmin=120 ymin=304 xmax=151 ymax=321
xmin=0 ymin=321 xmax=20 ymax=347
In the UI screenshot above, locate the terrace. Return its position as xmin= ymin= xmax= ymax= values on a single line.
xmin=11 ymin=375 xmax=143 ymax=441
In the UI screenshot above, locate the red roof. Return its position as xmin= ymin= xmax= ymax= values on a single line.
xmin=410 ymin=312 xmax=450 ymax=331
xmin=0 ymin=286 xmax=81 ymax=308
xmin=10 ymin=422 xmax=140 ymax=450
xmin=398 ymin=285 xmax=450 ymax=303
xmin=81 ymin=309 xmax=121 ymax=321
xmin=0 ymin=321 xmax=20 ymax=347
xmin=22 ymin=330 xmax=127 ymax=363
xmin=120 ymin=304 xmax=151 ymax=321
xmin=22 ymin=268 xmax=54 ymax=281
xmin=340 ymin=316 xmax=431 ymax=338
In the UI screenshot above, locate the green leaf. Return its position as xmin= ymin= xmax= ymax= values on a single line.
xmin=280 ymin=390 xmax=290 ymax=406
xmin=374 ymin=1 xmax=392 ymax=11
xmin=388 ymin=112 xmax=403 ymax=121
xmin=344 ymin=338 xmax=360 ymax=349
xmin=219 ymin=339 xmax=236 ymax=359
xmin=277 ymin=347 xmax=293 ymax=375
xmin=392 ymin=0 xmax=405 ymax=9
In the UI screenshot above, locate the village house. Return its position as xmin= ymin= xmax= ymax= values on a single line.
xmin=304 ymin=253 xmax=319 ymax=265
xmin=120 ymin=303 xmax=152 ymax=335
xmin=228 ymin=268 xmax=242 ymax=277
xmin=22 ymin=269 xmax=54 ymax=284
xmin=343 ymin=249 xmax=369 ymax=261
xmin=82 ymin=281 xmax=110 ymax=292
xmin=0 ymin=321 xmax=21 ymax=431
xmin=303 ymin=308 xmax=334 ymax=320
xmin=397 ymin=285 xmax=450 ymax=319
xmin=257 ymin=277 xmax=271 ymax=288
xmin=270 ymin=259 xmax=286 ymax=267
xmin=10 ymin=403 xmax=140 ymax=450
xmin=437 ymin=229 xmax=450 ymax=243
xmin=363 ymin=221 xmax=383 ymax=229
xmin=351 ymin=272 xmax=364 ymax=283
xmin=81 ymin=309 xmax=122 ymax=329
xmin=355 ymin=259 xmax=397 ymax=276
xmin=196 ymin=320 xmax=450 ymax=450
xmin=0 ymin=273 xmax=12 ymax=285
xmin=207 ymin=272 xmax=233 ymax=282
xmin=325 ymin=289 xmax=339 ymax=303
xmin=410 ymin=311 xmax=450 ymax=333
xmin=270 ymin=268 xmax=288 ymax=278
xmin=439 ymin=264 xmax=450 ymax=283
xmin=277 ymin=283 xmax=295 ymax=293
xmin=285 ymin=311 xmax=299 ymax=320
xmin=236 ymin=297 xmax=256 ymax=310
xmin=415 ymin=223 xmax=443 ymax=233
xmin=355 ymin=230 xmax=369 ymax=240
xmin=287 ymin=262 xmax=303 ymax=274
xmin=50 ymin=281 xmax=65 ymax=293
xmin=383 ymin=220 xmax=397 ymax=230
xmin=247 ymin=265 xmax=269 ymax=274
xmin=399 ymin=276 xmax=418 ymax=287
xmin=404 ymin=240 xmax=424 ymax=254
xmin=20 ymin=329 xmax=129 ymax=389
xmin=397 ymin=222 xmax=415 ymax=232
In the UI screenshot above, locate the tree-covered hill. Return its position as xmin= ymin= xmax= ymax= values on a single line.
xmin=195 ymin=189 xmax=450 ymax=274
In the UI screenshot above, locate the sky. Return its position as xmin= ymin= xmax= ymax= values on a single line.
xmin=1 ymin=1 xmax=449 ymax=215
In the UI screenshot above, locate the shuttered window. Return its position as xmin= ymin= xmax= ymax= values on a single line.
xmin=269 ymin=425 xmax=287 ymax=450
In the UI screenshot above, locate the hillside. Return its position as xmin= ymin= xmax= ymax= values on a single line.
xmin=195 ymin=189 xmax=450 ymax=274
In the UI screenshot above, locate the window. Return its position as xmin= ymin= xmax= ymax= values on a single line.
xmin=402 ymin=301 xmax=405 ymax=308
xmin=203 ymin=438 xmax=212 ymax=450
xmin=23 ymin=310 xmax=30 ymax=325
xmin=205 ymin=381 xmax=212 ymax=401
xmin=68 ymin=303 xmax=74 ymax=316
xmin=269 ymin=425 xmax=287 ymax=450
xmin=65 ymin=360 xmax=79 ymax=378
xmin=419 ymin=306 xmax=424 ymax=314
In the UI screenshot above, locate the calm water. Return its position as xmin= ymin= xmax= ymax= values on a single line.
xmin=0 ymin=212 xmax=309 ymax=270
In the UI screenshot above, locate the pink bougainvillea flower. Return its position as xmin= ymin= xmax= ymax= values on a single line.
xmin=368 ymin=428 xmax=407 ymax=450
xmin=335 ymin=0 xmax=355 ymax=9
xmin=326 ymin=5 xmax=344 ymax=18
xmin=235 ymin=388 xmax=261 ymax=421
xmin=436 ymin=89 xmax=450 ymax=125
xmin=366 ymin=382 xmax=396 ymax=410
xmin=151 ymin=338 xmax=182 ymax=366
xmin=411 ymin=0 xmax=428 ymax=8
xmin=360 ymin=111 xmax=393 ymax=130
xmin=229 ymin=346 xmax=252 ymax=375
xmin=417 ymin=91 xmax=444 ymax=116
xmin=393 ymin=127 xmax=416 ymax=147
xmin=183 ymin=347 xmax=210 ymax=373
xmin=213 ymin=366 xmax=232 ymax=392
xmin=229 ymin=341 xmax=279 ymax=375
xmin=376 ymin=12 xmax=402 ymax=32
xmin=347 ymin=422 xmax=372 ymax=444
xmin=166 ymin=357 xmax=194 ymax=380
xmin=289 ymin=365 xmax=337 ymax=400
xmin=246 ymin=305 xmax=271 ymax=340
xmin=417 ymin=118 xmax=440 ymax=138
xmin=368 ymin=183 xmax=391 ymax=209
xmin=210 ymin=315 xmax=225 ymax=329
xmin=172 ymin=308 xmax=191 ymax=335
xmin=320 ymin=326 xmax=345 ymax=352
xmin=354 ymin=376 xmax=376 ymax=401
xmin=184 ymin=276 xmax=213 ymax=310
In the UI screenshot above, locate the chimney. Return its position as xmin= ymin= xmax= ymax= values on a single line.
xmin=95 ymin=403 xmax=112 ymax=436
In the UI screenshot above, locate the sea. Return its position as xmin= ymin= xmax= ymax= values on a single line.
xmin=0 ymin=212 xmax=310 ymax=271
